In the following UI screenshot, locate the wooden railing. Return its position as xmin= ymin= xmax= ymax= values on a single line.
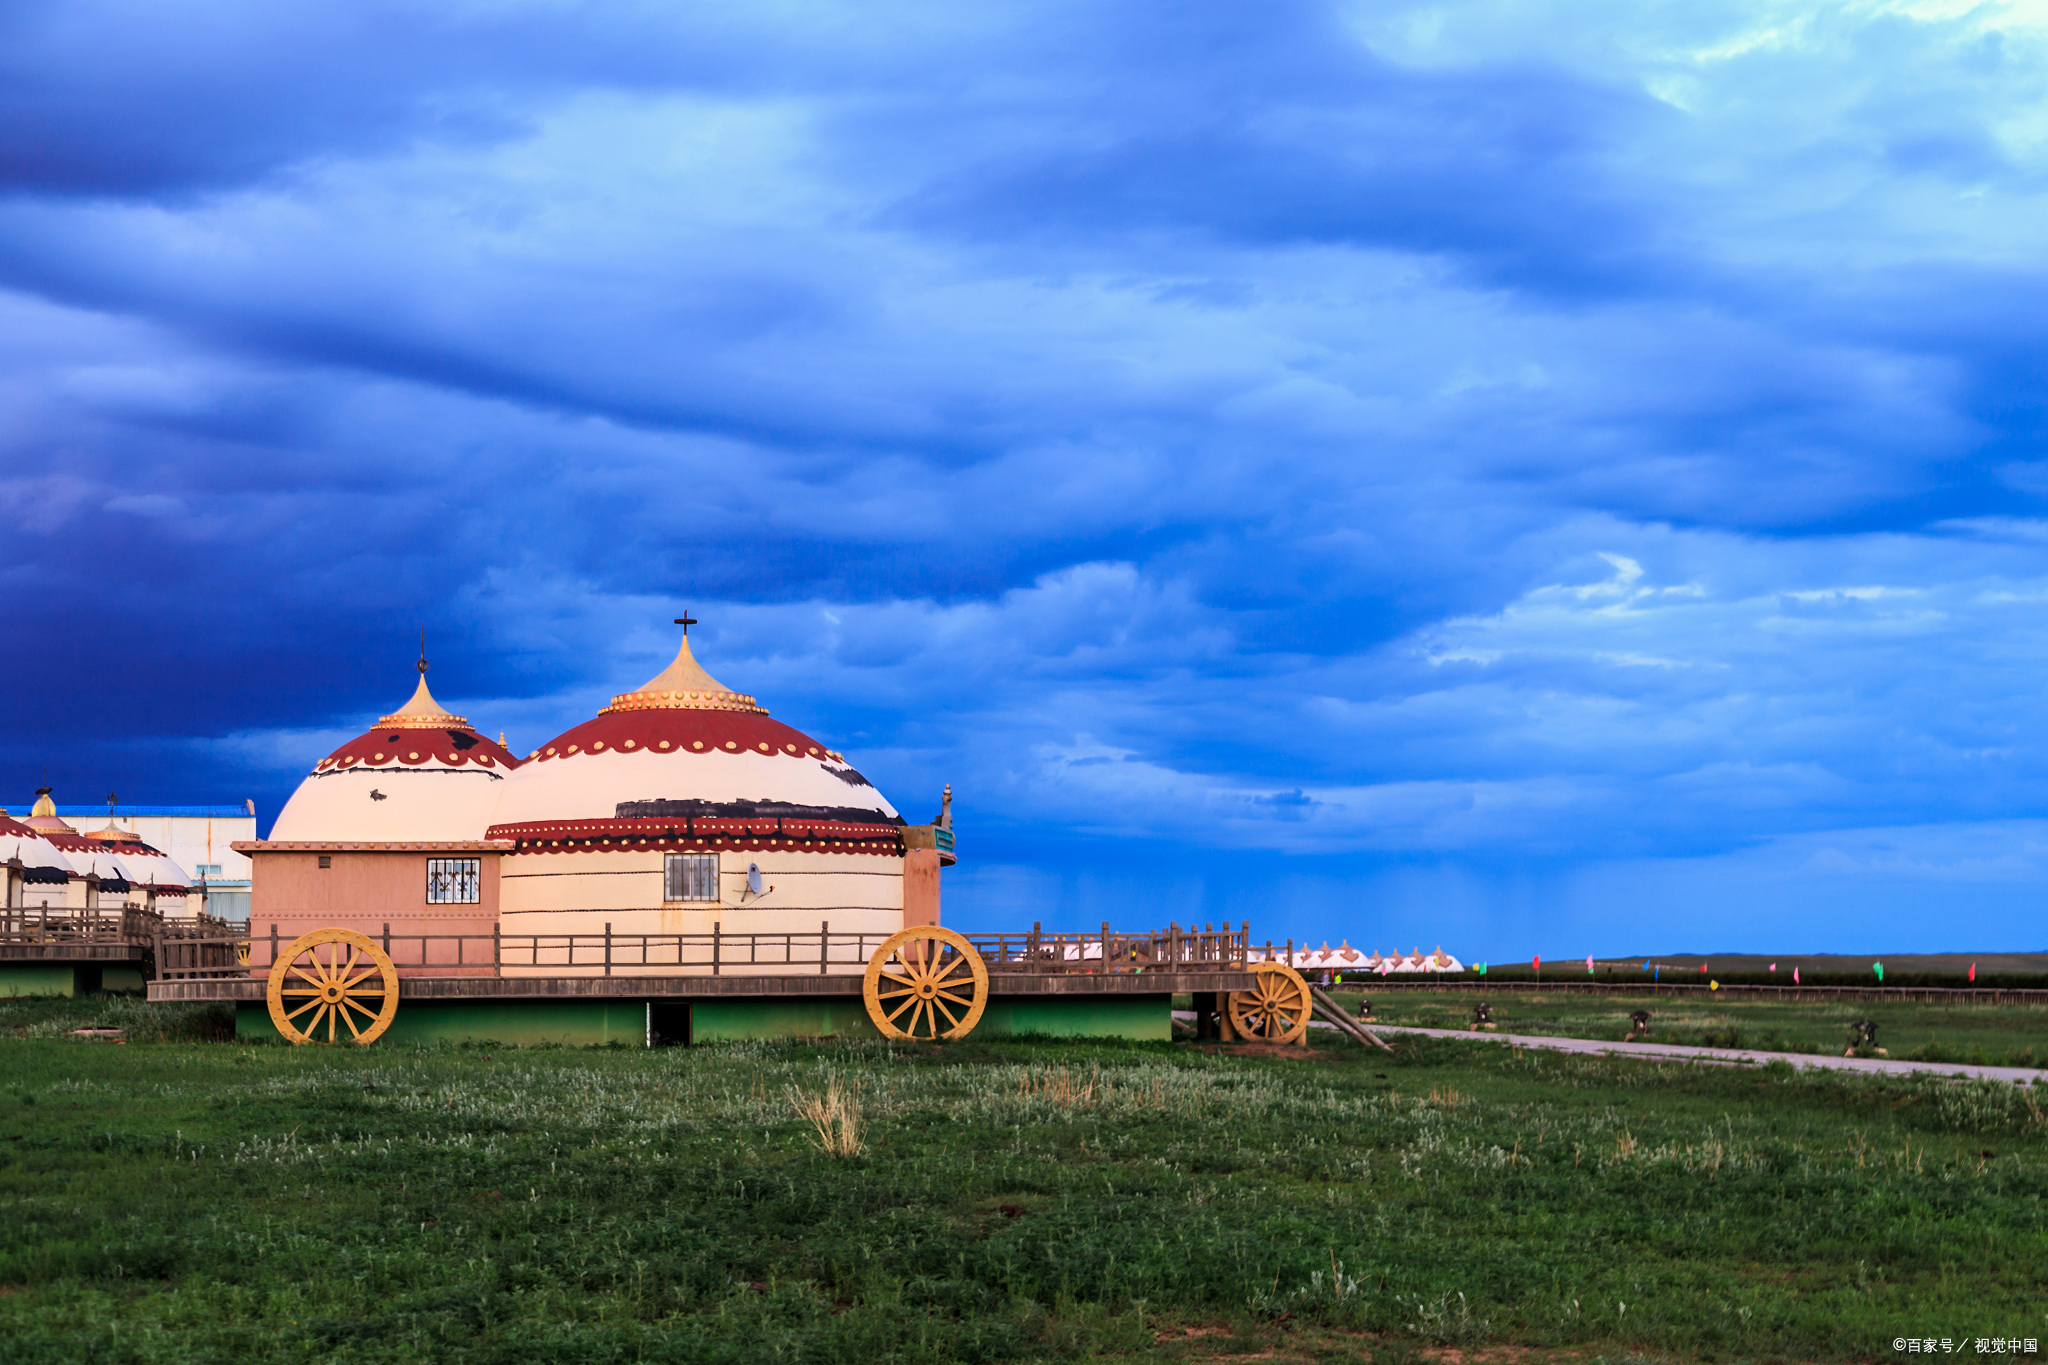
xmin=966 ymin=921 xmax=1253 ymax=973
xmin=0 ymin=904 xmax=170 ymax=944
xmin=154 ymin=919 xmax=1261 ymax=981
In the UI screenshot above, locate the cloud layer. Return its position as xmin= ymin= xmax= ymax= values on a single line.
xmin=6 ymin=0 xmax=2048 ymax=954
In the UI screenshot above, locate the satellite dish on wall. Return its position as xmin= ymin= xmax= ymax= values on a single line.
xmin=739 ymin=861 xmax=774 ymax=902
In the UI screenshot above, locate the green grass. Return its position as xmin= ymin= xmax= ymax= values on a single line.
xmin=3 ymin=995 xmax=2048 ymax=1363
xmin=1329 ymin=988 xmax=2048 ymax=1067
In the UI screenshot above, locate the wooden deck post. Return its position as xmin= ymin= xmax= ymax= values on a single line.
xmin=820 ymin=921 xmax=829 ymax=975
xmin=493 ymin=924 xmax=501 ymax=977
xmin=712 ymin=922 xmax=720 ymax=977
xmin=604 ymin=923 xmax=613 ymax=977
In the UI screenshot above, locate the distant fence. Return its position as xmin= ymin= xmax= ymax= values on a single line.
xmin=1330 ymin=978 xmax=2048 ymax=1005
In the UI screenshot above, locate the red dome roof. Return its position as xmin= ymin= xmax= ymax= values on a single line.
xmin=315 ymin=725 xmax=521 ymax=774
xmin=522 ymin=709 xmax=843 ymax=766
xmin=309 ymin=673 xmax=522 ymax=775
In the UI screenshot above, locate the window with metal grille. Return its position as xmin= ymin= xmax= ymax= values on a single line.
xmin=664 ymin=853 xmax=718 ymax=903
xmin=425 ymin=857 xmax=481 ymax=904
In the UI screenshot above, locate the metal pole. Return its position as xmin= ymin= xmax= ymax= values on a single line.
xmin=1102 ymin=921 xmax=1111 ymax=974
xmin=493 ymin=924 xmax=501 ymax=977
xmin=605 ymin=922 xmax=613 ymax=977
xmin=712 ymin=921 xmax=720 ymax=977
xmin=270 ymin=922 xmax=278 ymax=968
xmin=820 ymin=921 xmax=829 ymax=975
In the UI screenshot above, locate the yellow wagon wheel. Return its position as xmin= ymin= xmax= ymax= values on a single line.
xmin=864 ymin=926 xmax=989 ymax=1041
xmin=1227 ymin=961 xmax=1312 ymax=1045
xmin=266 ymin=927 xmax=400 ymax=1046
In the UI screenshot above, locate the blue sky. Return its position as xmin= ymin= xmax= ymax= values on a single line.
xmin=6 ymin=0 xmax=2048 ymax=956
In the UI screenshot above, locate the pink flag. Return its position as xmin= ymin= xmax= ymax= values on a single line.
xmin=1793 ymin=967 xmax=1800 ymax=984
xmin=1533 ymin=955 xmax=1541 ymax=973
xmin=1969 ymin=963 xmax=1976 ymax=983
xmin=1769 ymin=963 xmax=1776 ymax=972
xmin=1586 ymin=955 xmax=1594 ymax=974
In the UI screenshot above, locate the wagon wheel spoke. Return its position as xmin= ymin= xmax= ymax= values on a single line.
xmin=284 ymin=996 xmax=325 ymax=1022
xmin=931 ymin=996 xmax=962 ymax=1029
xmin=286 ymin=963 xmax=325 ymax=990
xmin=883 ymin=993 xmax=920 ymax=1023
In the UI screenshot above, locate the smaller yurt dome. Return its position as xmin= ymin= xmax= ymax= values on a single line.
xmin=81 ymin=821 xmax=191 ymax=892
xmin=0 ymin=814 xmax=76 ymax=885
xmin=269 ymin=657 xmax=521 ymax=843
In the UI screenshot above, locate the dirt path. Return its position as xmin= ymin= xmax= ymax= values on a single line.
xmin=1367 ymin=1023 xmax=2046 ymax=1084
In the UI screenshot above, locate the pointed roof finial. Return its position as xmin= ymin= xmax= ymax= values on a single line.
xmin=377 ymin=630 xmax=470 ymax=729
xmin=602 ymin=615 xmax=765 ymax=715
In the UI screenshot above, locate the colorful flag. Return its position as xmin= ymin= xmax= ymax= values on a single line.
xmin=1969 ymin=963 xmax=1977 ymax=983
xmin=1768 ymin=963 xmax=1776 ymax=972
xmin=1533 ymin=955 xmax=1541 ymax=973
xmin=1642 ymin=960 xmax=1651 ymax=971
xmin=1710 ymin=980 xmax=1720 ymax=991
xmin=1793 ymin=967 xmax=1800 ymax=984
xmin=1587 ymin=955 xmax=1595 ymax=974
xmin=1873 ymin=961 xmax=1884 ymax=982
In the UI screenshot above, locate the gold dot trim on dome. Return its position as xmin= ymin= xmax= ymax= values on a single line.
xmin=599 ymin=686 xmax=768 ymax=716
xmin=376 ymin=709 xmax=473 ymax=729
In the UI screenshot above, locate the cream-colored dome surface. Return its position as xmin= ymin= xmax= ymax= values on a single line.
xmin=0 ymin=818 xmax=74 ymax=875
xmin=490 ymin=747 xmax=898 ymax=827
xmin=270 ymin=766 xmax=510 ymax=842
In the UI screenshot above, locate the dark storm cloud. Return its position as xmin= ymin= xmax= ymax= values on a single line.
xmin=7 ymin=0 xmax=2048 ymax=951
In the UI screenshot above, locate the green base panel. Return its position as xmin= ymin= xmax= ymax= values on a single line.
xmin=688 ymin=998 xmax=882 ymax=1042
xmin=0 ymin=964 xmax=80 ymax=998
xmin=693 ymin=993 xmax=1172 ymax=1042
xmin=236 ymin=999 xmax=649 ymax=1047
xmin=230 ymin=992 xmax=1175 ymax=1046
xmin=976 ymin=993 xmax=1171 ymax=1040
xmin=101 ymin=968 xmax=146 ymax=994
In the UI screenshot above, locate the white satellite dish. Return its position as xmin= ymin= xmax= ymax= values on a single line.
xmin=747 ymin=862 xmax=763 ymax=897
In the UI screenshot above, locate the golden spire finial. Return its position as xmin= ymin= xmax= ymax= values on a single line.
xmin=601 ymin=616 xmax=765 ymax=715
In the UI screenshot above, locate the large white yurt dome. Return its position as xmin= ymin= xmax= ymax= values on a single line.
xmin=268 ymin=665 xmax=523 ymax=843
xmin=486 ymin=630 xmax=908 ymax=937
xmin=487 ymin=633 xmax=900 ymax=836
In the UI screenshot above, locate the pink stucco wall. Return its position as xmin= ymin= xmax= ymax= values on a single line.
xmin=249 ymin=849 xmax=501 ymax=976
xmin=903 ymin=847 xmax=940 ymax=927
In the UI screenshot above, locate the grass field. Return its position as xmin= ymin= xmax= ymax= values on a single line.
xmin=1331 ymin=988 xmax=2048 ymax=1068
xmin=3 ymin=994 xmax=2047 ymax=1364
